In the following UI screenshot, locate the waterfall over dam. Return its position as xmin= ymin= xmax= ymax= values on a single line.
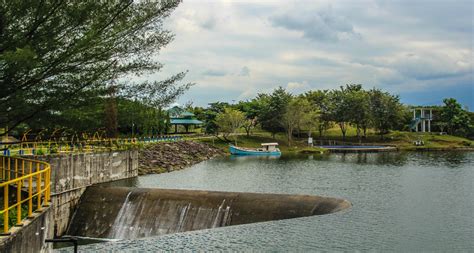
xmin=66 ymin=186 xmax=351 ymax=239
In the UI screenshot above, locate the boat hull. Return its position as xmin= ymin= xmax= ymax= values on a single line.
xmin=229 ymin=145 xmax=281 ymax=156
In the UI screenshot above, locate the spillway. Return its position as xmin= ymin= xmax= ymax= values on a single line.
xmin=67 ymin=186 xmax=351 ymax=239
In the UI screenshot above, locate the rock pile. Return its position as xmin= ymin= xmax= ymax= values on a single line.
xmin=138 ymin=141 xmax=225 ymax=175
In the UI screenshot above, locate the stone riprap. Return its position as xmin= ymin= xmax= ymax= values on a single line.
xmin=138 ymin=141 xmax=224 ymax=175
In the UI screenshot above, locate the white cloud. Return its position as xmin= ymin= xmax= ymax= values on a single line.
xmin=143 ymin=0 xmax=473 ymax=109
xmin=287 ymin=81 xmax=310 ymax=93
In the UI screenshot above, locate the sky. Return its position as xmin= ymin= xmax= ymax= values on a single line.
xmin=148 ymin=0 xmax=473 ymax=109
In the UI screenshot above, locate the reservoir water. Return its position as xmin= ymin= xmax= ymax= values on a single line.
xmin=61 ymin=152 xmax=474 ymax=252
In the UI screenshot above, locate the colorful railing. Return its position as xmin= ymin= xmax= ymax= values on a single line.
xmin=0 ymin=156 xmax=51 ymax=234
xmin=2 ymin=135 xmax=183 ymax=156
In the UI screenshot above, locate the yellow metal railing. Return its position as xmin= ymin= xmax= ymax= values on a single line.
xmin=0 ymin=156 xmax=50 ymax=234
xmin=3 ymin=135 xmax=183 ymax=156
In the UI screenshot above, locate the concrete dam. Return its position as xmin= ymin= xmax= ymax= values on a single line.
xmin=66 ymin=186 xmax=351 ymax=240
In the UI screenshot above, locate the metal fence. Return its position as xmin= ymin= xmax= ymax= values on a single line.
xmin=1 ymin=135 xmax=183 ymax=156
xmin=0 ymin=156 xmax=51 ymax=234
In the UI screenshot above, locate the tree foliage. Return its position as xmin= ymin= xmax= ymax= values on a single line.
xmin=215 ymin=107 xmax=245 ymax=141
xmin=368 ymin=88 xmax=405 ymax=139
xmin=440 ymin=98 xmax=471 ymax=135
xmin=305 ymin=90 xmax=332 ymax=137
xmin=257 ymin=87 xmax=292 ymax=138
xmin=202 ymin=102 xmax=229 ymax=135
xmin=0 ymin=0 xmax=189 ymax=134
xmin=282 ymin=96 xmax=318 ymax=145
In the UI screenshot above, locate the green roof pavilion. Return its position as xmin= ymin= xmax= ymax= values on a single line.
xmin=168 ymin=106 xmax=203 ymax=133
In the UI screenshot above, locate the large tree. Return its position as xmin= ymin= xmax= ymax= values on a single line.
xmin=257 ymin=87 xmax=292 ymax=138
xmin=345 ymin=84 xmax=371 ymax=140
xmin=368 ymin=88 xmax=405 ymax=139
xmin=440 ymin=98 xmax=471 ymax=135
xmin=202 ymin=102 xmax=229 ymax=135
xmin=236 ymin=100 xmax=259 ymax=136
xmin=0 ymin=0 xmax=189 ymax=134
xmin=282 ymin=96 xmax=318 ymax=146
xmin=215 ymin=107 xmax=245 ymax=143
xmin=305 ymin=90 xmax=331 ymax=138
xmin=328 ymin=86 xmax=353 ymax=140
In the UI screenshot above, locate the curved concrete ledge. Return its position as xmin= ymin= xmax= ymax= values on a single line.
xmin=67 ymin=186 xmax=351 ymax=239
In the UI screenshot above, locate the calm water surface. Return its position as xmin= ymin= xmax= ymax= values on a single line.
xmin=67 ymin=152 xmax=474 ymax=252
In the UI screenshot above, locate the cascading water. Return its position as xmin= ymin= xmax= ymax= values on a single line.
xmin=102 ymin=192 xmax=233 ymax=239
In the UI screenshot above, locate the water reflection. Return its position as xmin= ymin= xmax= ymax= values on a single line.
xmin=68 ymin=151 xmax=474 ymax=252
xmin=229 ymin=155 xmax=281 ymax=161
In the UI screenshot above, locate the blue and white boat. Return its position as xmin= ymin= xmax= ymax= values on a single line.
xmin=229 ymin=143 xmax=281 ymax=156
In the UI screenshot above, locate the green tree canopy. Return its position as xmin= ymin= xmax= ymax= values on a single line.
xmin=257 ymin=87 xmax=292 ymax=138
xmin=215 ymin=107 xmax=245 ymax=142
xmin=368 ymin=88 xmax=405 ymax=139
xmin=440 ymin=98 xmax=471 ymax=135
xmin=0 ymin=0 xmax=189 ymax=134
xmin=282 ymin=96 xmax=318 ymax=146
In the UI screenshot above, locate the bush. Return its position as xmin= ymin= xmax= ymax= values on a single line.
xmin=461 ymin=141 xmax=471 ymax=147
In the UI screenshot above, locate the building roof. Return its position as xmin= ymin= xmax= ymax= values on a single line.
xmin=261 ymin=143 xmax=279 ymax=146
xmin=170 ymin=119 xmax=203 ymax=125
xmin=168 ymin=106 xmax=184 ymax=117
xmin=180 ymin=111 xmax=195 ymax=117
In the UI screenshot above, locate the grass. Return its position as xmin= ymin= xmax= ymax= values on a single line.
xmin=196 ymin=134 xmax=326 ymax=154
xmin=196 ymin=126 xmax=474 ymax=152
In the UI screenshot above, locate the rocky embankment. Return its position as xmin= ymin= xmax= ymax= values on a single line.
xmin=138 ymin=141 xmax=225 ymax=175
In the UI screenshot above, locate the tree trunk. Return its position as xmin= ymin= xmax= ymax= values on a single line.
xmin=287 ymin=127 xmax=293 ymax=146
xmin=339 ymin=122 xmax=346 ymax=140
xmin=244 ymin=126 xmax=250 ymax=136
xmin=356 ymin=126 xmax=361 ymax=143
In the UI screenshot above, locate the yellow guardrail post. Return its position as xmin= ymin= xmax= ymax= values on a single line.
xmin=3 ymin=185 xmax=8 ymax=234
xmin=28 ymin=161 xmax=33 ymax=218
xmin=36 ymin=163 xmax=42 ymax=212
xmin=16 ymin=180 xmax=21 ymax=226
xmin=14 ymin=159 xmax=18 ymax=181
xmin=7 ymin=158 xmax=10 ymax=181
xmin=0 ymin=156 xmax=50 ymax=233
xmin=1 ymin=156 xmax=4 ymax=179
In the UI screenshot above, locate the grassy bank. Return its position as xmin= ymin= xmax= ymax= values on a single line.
xmin=196 ymin=134 xmax=325 ymax=154
xmin=195 ymin=127 xmax=474 ymax=153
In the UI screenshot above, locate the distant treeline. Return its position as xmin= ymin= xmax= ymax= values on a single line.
xmin=7 ymin=84 xmax=473 ymax=142
xmin=190 ymin=85 xmax=473 ymax=143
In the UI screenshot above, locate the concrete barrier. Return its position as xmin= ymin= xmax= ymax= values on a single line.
xmin=45 ymin=150 xmax=138 ymax=236
xmin=67 ymin=186 xmax=351 ymax=239
xmin=0 ymin=207 xmax=53 ymax=253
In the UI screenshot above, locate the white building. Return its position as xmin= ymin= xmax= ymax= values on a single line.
xmin=411 ymin=108 xmax=433 ymax=132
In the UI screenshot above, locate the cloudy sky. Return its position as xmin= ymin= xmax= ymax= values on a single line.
xmin=150 ymin=0 xmax=473 ymax=109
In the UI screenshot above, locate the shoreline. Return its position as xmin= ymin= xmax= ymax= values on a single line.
xmin=193 ymin=134 xmax=474 ymax=154
xmin=136 ymin=137 xmax=473 ymax=176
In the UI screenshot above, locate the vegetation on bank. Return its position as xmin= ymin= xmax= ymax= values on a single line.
xmin=195 ymin=127 xmax=474 ymax=153
xmin=192 ymin=86 xmax=472 ymax=150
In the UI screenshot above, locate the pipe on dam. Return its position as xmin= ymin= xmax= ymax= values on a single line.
xmin=67 ymin=186 xmax=351 ymax=239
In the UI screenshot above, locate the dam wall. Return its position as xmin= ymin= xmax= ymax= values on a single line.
xmin=44 ymin=150 xmax=138 ymax=236
xmin=67 ymin=186 xmax=351 ymax=239
xmin=0 ymin=207 xmax=53 ymax=253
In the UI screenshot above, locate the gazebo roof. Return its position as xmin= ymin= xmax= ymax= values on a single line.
xmin=170 ymin=119 xmax=203 ymax=125
xmin=180 ymin=111 xmax=195 ymax=117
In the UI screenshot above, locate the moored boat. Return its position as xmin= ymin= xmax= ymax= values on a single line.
xmin=229 ymin=143 xmax=281 ymax=156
